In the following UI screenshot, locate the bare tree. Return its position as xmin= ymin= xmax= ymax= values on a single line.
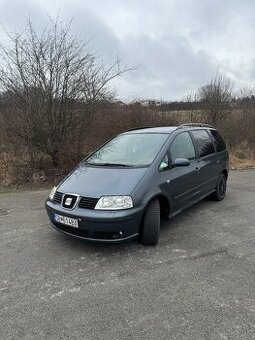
xmin=183 ymin=91 xmax=200 ymax=123
xmin=0 ymin=17 xmax=131 ymax=165
xmin=198 ymin=75 xmax=233 ymax=125
xmin=239 ymin=87 xmax=255 ymax=145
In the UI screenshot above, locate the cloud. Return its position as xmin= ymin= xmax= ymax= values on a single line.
xmin=60 ymin=1 xmax=122 ymax=64
xmin=115 ymin=33 xmax=217 ymax=99
xmin=0 ymin=0 xmax=254 ymax=99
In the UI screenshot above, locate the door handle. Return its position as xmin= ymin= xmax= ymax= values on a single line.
xmin=195 ymin=166 xmax=200 ymax=172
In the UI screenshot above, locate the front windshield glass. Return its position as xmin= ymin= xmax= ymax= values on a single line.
xmin=85 ymin=133 xmax=168 ymax=167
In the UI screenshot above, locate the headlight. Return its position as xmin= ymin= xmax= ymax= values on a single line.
xmin=49 ymin=186 xmax=57 ymax=200
xmin=95 ymin=196 xmax=133 ymax=210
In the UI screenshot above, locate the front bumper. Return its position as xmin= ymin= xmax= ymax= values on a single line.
xmin=45 ymin=200 xmax=144 ymax=243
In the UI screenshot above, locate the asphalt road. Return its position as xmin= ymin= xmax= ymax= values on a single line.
xmin=1 ymin=170 xmax=255 ymax=340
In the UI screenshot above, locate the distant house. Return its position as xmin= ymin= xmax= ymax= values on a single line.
xmin=141 ymin=99 xmax=163 ymax=107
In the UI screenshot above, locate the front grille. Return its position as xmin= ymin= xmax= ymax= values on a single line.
xmin=93 ymin=231 xmax=121 ymax=240
xmin=53 ymin=191 xmax=98 ymax=210
xmin=53 ymin=191 xmax=63 ymax=204
xmin=54 ymin=222 xmax=89 ymax=238
xmin=53 ymin=222 xmax=120 ymax=240
xmin=62 ymin=194 xmax=78 ymax=209
xmin=78 ymin=197 xmax=98 ymax=210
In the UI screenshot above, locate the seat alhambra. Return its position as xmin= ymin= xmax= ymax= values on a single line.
xmin=45 ymin=123 xmax=229 ymax=246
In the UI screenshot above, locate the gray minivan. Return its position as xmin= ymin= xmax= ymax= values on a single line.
xmin=45 ymin=123 xmax=229 ymax=245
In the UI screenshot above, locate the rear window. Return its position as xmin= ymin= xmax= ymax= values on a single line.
xmin=208 ymin=130 xmax=226 ymax=152
xmin=191 ymin=129 xmax=215 ymax=157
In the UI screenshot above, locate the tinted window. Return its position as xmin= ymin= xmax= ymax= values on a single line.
xmin=170 ymin=132 xmax=196 ymax=161
xmin=208 ymin=130 xmax=226 ymax=152
xmin=191 ymin=130 xmax=215 ymax=157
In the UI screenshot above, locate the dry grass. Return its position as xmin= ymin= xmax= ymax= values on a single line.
xmin=0 ymin=148 xmax=66 ymax=190
xmin=1 ymin=106 xmax=255 ymax=190
xmin=230 ymin=142 xmax=255 ymax=169
xmin=230 ymin=157 xmax=255 ymax=169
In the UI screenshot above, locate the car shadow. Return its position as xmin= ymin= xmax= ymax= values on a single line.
xmin=53 ymin=229 xmax=140 ymax=254
xmin=51 ymin=197 xmax=218 ymax=255
xmin=160 ymin=197 xmax=216 ymax=231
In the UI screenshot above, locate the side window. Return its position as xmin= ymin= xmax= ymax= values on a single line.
xmin=191 ymin=130 xmax=215 ymax=157
xmin=208 ymin=130 xmax=226 ymax=152
xmin=170 ymin=132 xmax=196 ymax=161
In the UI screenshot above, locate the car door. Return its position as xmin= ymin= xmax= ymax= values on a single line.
xmin=159 ymin=131 xmax=201 ymax=215
xmin=190 ymin=129 xmax=218 ymax=197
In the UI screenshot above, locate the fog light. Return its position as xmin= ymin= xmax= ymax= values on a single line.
xmin=112 ymin=231 xmax=123 ymax=239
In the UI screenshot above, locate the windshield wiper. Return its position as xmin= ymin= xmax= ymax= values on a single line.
xmin=86 ymin=162 xmax=132 ymax=167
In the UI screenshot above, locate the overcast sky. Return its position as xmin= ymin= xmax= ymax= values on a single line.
xmin=0 ymin=0 xmax=254 ymax=100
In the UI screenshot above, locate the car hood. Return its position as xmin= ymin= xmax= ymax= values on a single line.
xmin=57 ymin=165 xmax=148 ymax=197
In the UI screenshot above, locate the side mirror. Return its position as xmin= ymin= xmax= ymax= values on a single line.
xmin=172 ymin=158 xmax=190 ymax=167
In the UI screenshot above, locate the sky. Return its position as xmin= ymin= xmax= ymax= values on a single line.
xmin=0 ymin=0 xmax=255 ymax=101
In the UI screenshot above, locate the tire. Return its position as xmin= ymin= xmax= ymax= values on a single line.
xmin=141 ymin=199 xmax=160 ymax=246
xmin=211 ymin=173 xmax=227 ymax=201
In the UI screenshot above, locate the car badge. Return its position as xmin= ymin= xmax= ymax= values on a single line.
xmin=65 ymin=197 xmax=73 ymax=206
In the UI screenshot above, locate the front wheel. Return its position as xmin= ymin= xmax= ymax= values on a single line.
xmin=141 ymin=199 xmax=160 ymax=246
xmin=211 ymin=173 xmax=227 ymax=201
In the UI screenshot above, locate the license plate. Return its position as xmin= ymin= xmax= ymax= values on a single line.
xmin=54 ymin=213 xmax=79 ymax=228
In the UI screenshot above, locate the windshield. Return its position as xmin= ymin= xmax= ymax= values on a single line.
xmin=85 ymin=133 xmax=168 ymax=167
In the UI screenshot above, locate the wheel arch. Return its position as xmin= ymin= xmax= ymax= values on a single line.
xmin=222 ymin=169 xmax=228 ymax=180
xmin=143 ymin=193 xmax=171 ymax=220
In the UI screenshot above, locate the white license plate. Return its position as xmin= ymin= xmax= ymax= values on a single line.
xmin=55 ymin=214 xmax=79 ymax=228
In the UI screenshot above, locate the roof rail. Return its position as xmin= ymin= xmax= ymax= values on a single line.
xmin=178 ymin=123 xmax=214 ymax=129
xmin=125 ymin=126 xmax=153 ymax=132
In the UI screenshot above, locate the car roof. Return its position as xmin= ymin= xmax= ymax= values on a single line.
xmin=123 ymin=127 xmax=177 ymax=134
xmin=122 ymin=126 xmax=215 ymax=135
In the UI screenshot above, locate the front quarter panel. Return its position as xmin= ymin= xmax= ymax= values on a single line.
xmin=131 ymin=167 xmax=169 ymax=207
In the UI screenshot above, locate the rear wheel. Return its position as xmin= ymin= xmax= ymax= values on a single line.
xmin=211 ymin=173 xmax=227 ymax=201
xmin=141 ymin=199 xmax=160 ymax=246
